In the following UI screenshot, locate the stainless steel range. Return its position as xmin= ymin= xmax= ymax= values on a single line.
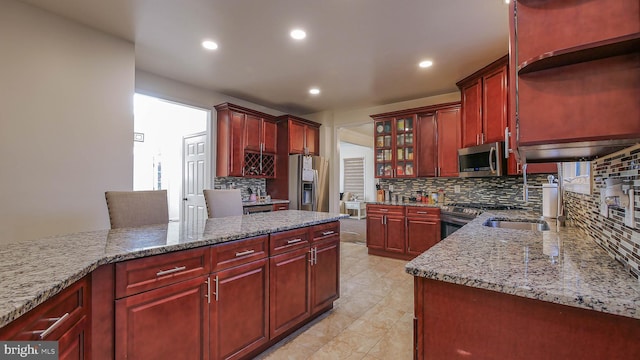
xmin=440 ymin=203 xmax=524 ymax=239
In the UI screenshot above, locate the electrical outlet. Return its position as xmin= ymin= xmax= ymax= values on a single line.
xmin=454 ymin=185 xmax=460 ymax=193
xmin=389 ymin=185 xmax=394 ymax=192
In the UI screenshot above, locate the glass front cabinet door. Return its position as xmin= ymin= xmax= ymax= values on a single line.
xmin=374 ymin=116 xmax=416 ymax=178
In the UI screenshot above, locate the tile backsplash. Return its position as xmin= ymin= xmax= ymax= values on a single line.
xmin=564 ymin=144 xmax=640 ymax=280
xmin=214 ymin=177 xmax=266 ymax=201
xmin=379 ymin=174 xmax=553 ymax=211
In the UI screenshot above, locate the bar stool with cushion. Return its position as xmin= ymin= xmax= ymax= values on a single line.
xmin=203 ymin=189 xmax=244 ymax=218
xmin=105 ymin=190 xmax=169 ymax=229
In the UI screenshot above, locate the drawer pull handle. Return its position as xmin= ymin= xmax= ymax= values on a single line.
xmin=156 ymin=266 xmax=187 ymax=277
xmin=322 ymin=231 xmax=334 ymax=236
xmin=38 ymin=312 xmax=70 ymax=339
xmin=417 ymin=211 xmax=427 ymax=214
xmin=380 ymin=209 xmax=389 ymax=212
xmin=235 ymin=249 xmax=255 ymax=257
xmin=287 ymin=238 xmax=303 ymax=244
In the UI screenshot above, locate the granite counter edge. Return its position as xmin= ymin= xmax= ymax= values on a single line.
xmin=0 ymin=214 xmax=347 ymax=329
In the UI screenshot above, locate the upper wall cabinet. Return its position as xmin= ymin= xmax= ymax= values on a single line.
xmin=372 ymin=115 xmax=416 ymax=178
xmin=458 ymin=56 xmax=556 ymax=175
xmin=215 ymin=103 xmax=277 ymax=178
xmin=278 ymin=115 xmax=321 ymax=156
xmin=509 ymin=0 xmax=640 ymax=163
xmin=371 ymin=102 xmax=461 ymax=179
xmin=457 ymin=56 xmax=509 ymax=149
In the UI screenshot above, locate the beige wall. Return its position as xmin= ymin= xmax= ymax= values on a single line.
xmin=304 ymin=92 xmax=461 ymax=212
xmin=0 ymin=0 xmax=135 ymax=242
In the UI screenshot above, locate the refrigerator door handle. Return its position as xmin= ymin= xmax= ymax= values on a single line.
xmin=312 ymin=169 xmax=319 ymax=211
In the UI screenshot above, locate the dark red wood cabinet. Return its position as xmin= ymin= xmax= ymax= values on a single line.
xmin=269 ymin=222 xmax=340 ymax=339
xmin=458 ymin=56 xmax=508 ymax=149
xmin=509 ymin=0 xmax=640 ymax=162
xmin=271 ymin=203 xmax=289 ymax=211
xmin=2 ymin=222 xmax=340 ymax=360
xmin=436 ymin=106 xmax=461 ymax=177
xmin=417 ymin=104 xmax=461 ymax=178
xmin=366 ymin=204 xmax=406 ymax=257
xmin=282 ymin=116 xmax=320 ymax=156
xmin=406 ymin=207 xmax=441 ymax=257
xmin=373 ymin=102 xmax=461 ymax=179
xmin=215 ymin=103 xmax=277 ymax=178
xmin=269 ymin=246 xmax=311 ymax=339
xmin=367 ymin=205 xmax=441 ymax=260
xmin=115 ymin=275 xmax=209 ymax=359
xmin=310 ymin=223 xmax=340 ymax=314
xmin=210 ymin=258 xmax=269 ymax=360
xmin=459 ymin=56 xmax=557 ymax=175
xmin=459 ymin=78 xmax=483 ymax=148
xmin=0 ymin=276 xmax=91 ymax=360
xmin=414 ymin=277 xmax=640 ymax=360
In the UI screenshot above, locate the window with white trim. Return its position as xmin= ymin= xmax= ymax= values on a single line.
xmin=343 ymin=157 xmax=365 ymax=201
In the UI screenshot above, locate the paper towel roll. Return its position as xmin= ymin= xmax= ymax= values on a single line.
xmin=543 ymin=184 xmax=558 ymax=218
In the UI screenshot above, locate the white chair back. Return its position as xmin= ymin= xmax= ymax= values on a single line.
xmin=203 ymin=189 xmax=244 ymax=218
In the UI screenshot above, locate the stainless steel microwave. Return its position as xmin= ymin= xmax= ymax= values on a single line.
xmin=458 ymin=142 xmax=505 ymax=177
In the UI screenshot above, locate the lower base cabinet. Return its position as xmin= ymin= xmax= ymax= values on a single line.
xmin=113 ymin=221 xmax=339 ymax=359
xmin=367 ymin=204 xmax=440 ymax=260
xmin=414 ymin=277 xmax=640 ymax=359
xmin=0 ymin=276 xmax=91 ymax=360
xmin=115 ymin=276 xmax=209 ymax=359
xmin=311 ymin=237 xmax=340 ymax=314
xmin=211 ymin=258 xmax=269 ymax=360
xmin=1 ymin=222 xmax=339 ymax=360
xmin=269 ymin=246 xmax=312 ymax=338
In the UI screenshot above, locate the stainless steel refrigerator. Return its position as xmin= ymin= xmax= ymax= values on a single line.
xmin=288 ymin=155 xmax=329 ymax=212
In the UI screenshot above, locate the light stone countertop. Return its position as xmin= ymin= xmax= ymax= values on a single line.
xmin=0 ymin=210 xmax=347 ymax=328
xmin=406 ymin=210 xmax=640 ymax=320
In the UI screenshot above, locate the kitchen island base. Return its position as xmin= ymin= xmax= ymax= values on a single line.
xmin=414 ymin=277 xmax=640 ymax=359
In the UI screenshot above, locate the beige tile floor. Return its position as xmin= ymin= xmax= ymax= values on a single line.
xmin=257 ymin=242 xmax=414 ymax=360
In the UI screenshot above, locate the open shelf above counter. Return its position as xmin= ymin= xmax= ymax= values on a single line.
xmin=518 ymin=32 xmax=640 ymax=75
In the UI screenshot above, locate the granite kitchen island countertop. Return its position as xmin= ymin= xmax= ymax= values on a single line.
xmin=406 ymin=210 xmax=640 ymax=320
xmin=0 ymin=210 xmax=347 ymax=328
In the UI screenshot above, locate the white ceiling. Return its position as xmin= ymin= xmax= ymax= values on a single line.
xmin=19 ymin=0 xmax=510 ymax=115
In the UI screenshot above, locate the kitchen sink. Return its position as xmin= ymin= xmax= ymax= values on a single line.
xmin=483 ymin=218 xmax=550 ymax=231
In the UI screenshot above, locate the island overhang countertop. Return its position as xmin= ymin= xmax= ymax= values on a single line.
xmin=406 ymin=210 xmax=640 ymax=320
xmin=0 ymin=210 xmax=347 ymax=328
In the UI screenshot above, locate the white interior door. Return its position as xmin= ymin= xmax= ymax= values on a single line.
xmin=183 ymin=132 xmax=207 ymax=228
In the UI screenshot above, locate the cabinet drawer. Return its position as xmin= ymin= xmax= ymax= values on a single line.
xmin=367 ymin=204 xmax=405 ymax=216
xmin=115 ymin=247 xmax=210 ymax=298
xmin=406 ymin=207 xmax=440 ymax=219
xmin=311 ymin=222 xmax=340 ymax=242
xmin=211 ymin=235 xmax=268 ymax=272
xmin=270 ymin=227 xmax=310 ymax=255
xmin=272 ymin=203 xmax=289 ymax=211
xmin=0 ymin=276 xmax=89 ymax=341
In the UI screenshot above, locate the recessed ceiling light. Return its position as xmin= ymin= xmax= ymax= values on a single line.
xmin=202 ymin=40 xmax=218 ymax=50
xmin=290 ymin=29 xmax=307 ymax=40
xmin=309 ymin=88 xmax=320 ymax=95
xmin=419 ymin=60 xmax=433 ymax=68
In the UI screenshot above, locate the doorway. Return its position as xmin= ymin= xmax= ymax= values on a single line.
xmin=133 ymin=94 xmax=208 ymax=221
